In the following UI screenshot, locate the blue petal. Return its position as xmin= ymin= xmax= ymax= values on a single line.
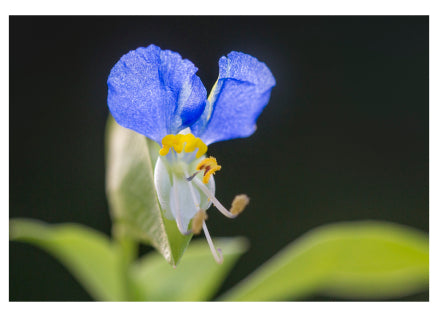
xmin=191 ymin=51 xmax=276 ymax=145
xmin=107 ymin=44 xmax=207 ymax=143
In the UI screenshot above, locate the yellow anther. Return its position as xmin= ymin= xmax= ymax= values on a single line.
xmin=159 ymin=146 xmax=170 ymax=156
xmin=230 ymin=194 xmax=250 ymax=215
xmin=159 ymin=134 xmax=181 ymax=156
xmin=159 ymin=133 xmax=208 ymax=158
xmin=185 ymin=136 xmax=208 ymax=158
xmin=196 ymin=157 xmax=222 ymax=184
xmin=192 ymin=210 xmax=208 ymax=235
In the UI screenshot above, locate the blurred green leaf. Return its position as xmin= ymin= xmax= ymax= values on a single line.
xmin=129 ymin=237 xmax=248 ymax=301
xmin=9 ymin=218 xmax=125 ymax=301
xmin=106 ymin=116 xmax=191 ymax=266
xmin=220 ymin=221 xmax=428 ymax=301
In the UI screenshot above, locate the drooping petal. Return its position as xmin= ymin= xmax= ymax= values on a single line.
xmin=154 ymin=157 xmax=173 ymax=220
xmin=170 ymin=176 xmax=200 ymax=232
xmin=191 ymin=51 xmax=276 ymax=145
xmin=107 ymin=44 xmax=207 ymax=143
xmin=154 ymin=156 xmax=215 ymax=229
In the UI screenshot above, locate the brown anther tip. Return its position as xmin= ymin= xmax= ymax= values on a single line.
xmin=192 ymin=210 xmax=208 ymax=234
xmin=230 ymin=194 xmax=250 ymax=215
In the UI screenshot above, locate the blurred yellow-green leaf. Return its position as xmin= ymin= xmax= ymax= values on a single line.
xmin=106 ymin=116 xmax=191 ymax=266
xmin=9 ymin=218 xmax=125 ymax=301
xmin=221 ymin=221 xmax=428 ymax=301
xmin=129 ymin=237 xmax=248 ymax=301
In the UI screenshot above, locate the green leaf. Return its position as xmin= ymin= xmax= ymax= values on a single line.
xmin=220 ymin=221 xmax=428 ymax=301
xmin=105 ymin=116 xmax=191 ymax=266
xmin=9 ymin=218 xmax=125 ymax=301
xmin=129 ymin=237 xmax=248 ymax=301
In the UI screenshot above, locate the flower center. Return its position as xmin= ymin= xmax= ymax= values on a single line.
xmin=159 ymin=133 xmax=220 ymax=183
xmin=159 ymin=133 xmax=207 ymax=158
xmin=157 ymin=133 xmax=250 ymax=264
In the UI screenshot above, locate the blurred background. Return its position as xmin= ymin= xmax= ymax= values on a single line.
xmin=9 ymin=16 xmax=428 ymax=301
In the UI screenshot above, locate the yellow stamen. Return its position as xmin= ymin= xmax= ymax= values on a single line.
xmin=192 ymin=210 xmax=208 ymax=234
xmin=159 ymin=133 xmax=208 ymax=158
xmin=230 ymin=194 xmax=250 ymax=215
xmin=196 ymin=157 xmax=222 ymax=184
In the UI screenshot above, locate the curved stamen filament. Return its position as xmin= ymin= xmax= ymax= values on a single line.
xmin=172 ymin=174 xmax=192 ymax=235
xmin=193 ymin=178 xmax=237 ymax=219
xmin=203 ymin=221 xmax=223 ymax=264
xmin=184 ymin=171 xmax=222 ymax=264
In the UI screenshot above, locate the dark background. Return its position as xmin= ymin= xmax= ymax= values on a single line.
xmin=9 ymin=16 xmax=429 ymax=301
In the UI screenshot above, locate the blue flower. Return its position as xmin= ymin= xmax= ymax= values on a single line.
xmin=108 ymin=44 xmax=275 ymax=263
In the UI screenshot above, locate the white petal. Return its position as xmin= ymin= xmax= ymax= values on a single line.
xmin=170 ymin=176 xmax=200 ymax=231
xmin=154 ymin=157 xmax=174 ymax=220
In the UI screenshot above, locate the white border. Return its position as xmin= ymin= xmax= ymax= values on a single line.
xmin=0 ymin=0 xmax=435 ymax=15
xmin=3 ymin=1 xmax=437 ymax=315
